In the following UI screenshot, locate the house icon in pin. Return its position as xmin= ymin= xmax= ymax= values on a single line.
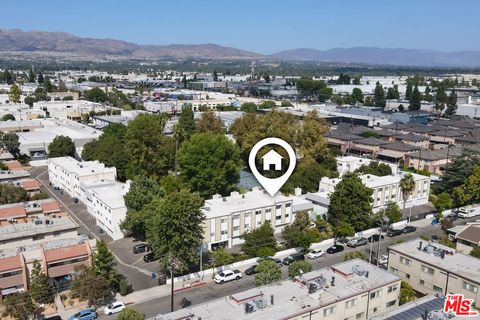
xmin=261 ymin=149 xmax=283 ymax=171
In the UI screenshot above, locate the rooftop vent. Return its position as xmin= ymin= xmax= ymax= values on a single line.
xmin=331 ymin=276 xmax=335 ymax=287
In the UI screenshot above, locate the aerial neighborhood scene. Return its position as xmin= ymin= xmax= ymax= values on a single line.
xmin=1 ymin=1 xmax=480 ymax=319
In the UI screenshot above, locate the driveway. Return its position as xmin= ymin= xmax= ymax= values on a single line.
xmin=31 ymin=166 xmax=157 ymax=291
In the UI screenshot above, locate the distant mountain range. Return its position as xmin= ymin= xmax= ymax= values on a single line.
xmin=1 ymin=28 xmax=480 ymax=67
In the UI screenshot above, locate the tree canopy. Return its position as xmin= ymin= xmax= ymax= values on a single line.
xmin=282 ymin=211 xmax=320 ymax=250
xmin=254 ymin=260 xmax=281 ymax=286
xmin=0 ymin=183 xmax=29 ymax=205
xmin=196 ymin=110 xmax=225 ymax=134
xmin=240 ymin=222 xmax=276 ymax=258
xmin=355 ymin=161 xmax=392 ymax=176
xmin=29 ymin=260 xmax=54 ymax=304
xmin=48 ymin=135 xmax=76 ymax=158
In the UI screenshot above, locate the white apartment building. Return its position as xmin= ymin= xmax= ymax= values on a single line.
xmin=80 ymin=180 xmax=130 ymax=240
xmin=306 ymin=171 xmax=430 ymax=218
xmin=336 ymin=156 xmax=398 ymax=177
xmin=159 ymin=259 xmax=402 ymax=320
xmin=202 ymin=188 xmax=312 ymax=250
xmin=48 ymin=157 xmax=117 ymax=200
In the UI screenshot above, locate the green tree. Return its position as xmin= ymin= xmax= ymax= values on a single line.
xmin=288 ymin=260 xmax=312 ymax=278
xmin=84 ymin=87 xmax=109 ymax=102
xmin=381 ymin=202 xmax=403 ymax=224
xmin=24 ymin=96 xmax=37 ymax=107
xmin=125 ymin=113 xmax=175 ymax=180
xmin=0 ymin=184 xmax=29 ymax=204
xmin=93 ymin=240 xmax=120 ymax=290
xmin=254 ymin=260 xmax=281 ymax=286
xmin=0 ymin=132 xmax=20 ymax=158
xmin=117 ymin=308 xmax=145 ymax=320
xmin=405 ymin=82 xmax=413 ymax=100
xmin=70 ymin=265 xmax=113 ymax=306
xmin=145 ymin=190 xmax=204 ymax=271
xmin=29 ymin=260 xmax=54 ymax=304
xmin=43 ymin=76 xmax=53 ymax=92
xmin=121 ymin=176 xmax=164 ymax=236
xmin=344 ymin=251 xmax=366 ymax=261
xmin=259 ymin=100 xmax=277 ymax=109
xmin=470 ymin=247 xmax=480 ymax=259
xmin=1 ymin=292 xmax=35 ymax=320
xmin=211 ymin=247 xmax=234 ymax=267
xmin=48 ymin=135 xmax=76 ymax=158
xmin=400 ymin=173 xmax=416 ymax=211
xmin=335 ymin=221 xmax=355 ymax=238
xmin=399 ymin=281 xmax=416 ymax=305
xmin=240 ymin=222 xmax=276 ymax=258
xmin=9 ymin=84 xmax=21 ymax=104
xmin=408 ymin=85 xmax=422 ymax=111
xmin=196 ymin=109 xmax=224 ymax=134
xmin=327 ymin=172 xmax=373 ymax=233
xmin=2 ymin=113 xmax=15 ymax=121
xmin=283 ymin=157 xmax=337 ymax=194
xmin=350 ymin=87 xmax=364 ymax=104
xmin=37 ymin=72 xmax=44 ymax=84
xmin=177 ymin=105 xmax=196 ymax=140
xmin=355 ymin=161 xmax=392 ymax=176
xmin=282 ymin=211 xmax=319 ymax=250
xmin=178 ymin=133 xmax=242 ymax=198
xmin=373 ymin=81 xmax=386 ymax=108
xmin=439 ymin=149 xmax=480 ymax=194
xmin=82 ymin=134 xmax=127 ymax=181
xmin=452 ymin=165 xmax=480 ymax=207
xmin=299 ymin=111 xmax=330 ymax=161
xmin=241 ymin=102 xmax=257 ymax=113
xmin=445 ymin=90 xmax=458 ymax=117
xmin=434 ymin=192 xmax=453 ymax=214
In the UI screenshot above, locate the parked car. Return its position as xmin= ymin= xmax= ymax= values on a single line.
xmin=104 ymin=301 xmax=125 ymax=315
xmin=214 ymin=270 xmax=242 ymax=284
xmin=282 ymin=252 xmax=305 ymax=265
xmin=367 ymin=234 xmax=384 ymax=242
xmin=431 ymin=235 xmax=439 ymax=242
xmin=402 ymin=226 xmax=417 ymax=234
xmin=133 ymin=243 xmax=150 ymax=254
xmin=386 ymin=228 xmax=402 ymax=237
xmin=245 ymin=265 xmax=258 ymax=275
xmin=378 ymin=255 xmax=389 ymax=265
xmin=69 ymin=309 xmax=97 ymax=320
xmin=326 ymin=244 xmax=344 ymax=254
xmin=347 ymin=237 xmax=367 ymax=247
xmin=260 ymin=256 xmax=283 ymax=267
xmin=457 ymin=205 xmax=480 ymax=218
xmin=307 ymin=249 xmax=324 ymax=259
xmin=44 ymin=317 xmax=63 ymax=320
xmin=143 ymin=252 xmax=156 ymax=263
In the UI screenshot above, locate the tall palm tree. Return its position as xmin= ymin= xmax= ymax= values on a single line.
xmin=400 ymin=173 xmax=416 ymax=211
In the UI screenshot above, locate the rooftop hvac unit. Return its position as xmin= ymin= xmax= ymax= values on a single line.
xmin=244 ymin=302 xmax=255 ymax=314
xmin=352 ymin=265 xmax=365 ymax=276
xmin=255 ymin=298 xmax=268 ymax=310
xmin=308 ymin=282 xmax=318 ymax=294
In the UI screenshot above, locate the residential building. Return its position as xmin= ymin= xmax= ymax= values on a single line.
xmin=0 ymin=199 xmax=61 ymax=223
xmin=454 ymin=223 xmax=480 ymax=254
xmin=0 ymin=169 xmax=31 ymax=182
xmin=376 ymin=141 xmax=420 ymax=164
xmin=404 ymin=146 xmax=464 ymax=174
xmin=1 ymin=178 xmax=41 ymax=195
xmin=376 ymin=295 xmax=446 ymax=320
xmin=0 ymin=239 xmax=96 ymax=299
xmin=157 ymin=259 xmax=402 ymax=320
xmin=306 ymin=171 xmax=430 ymax=217
xmin=388 ymin=239 xmax=480 ymax=306
xmin=80 ymin=179 xmax=130 ymax=240
xmin=48 ymin=157 xmax=117 ymax=200
xmin=336 ymin=156 xmax=398 ymax=177
xmin=202 ymin=188 xmax=312 ymax=250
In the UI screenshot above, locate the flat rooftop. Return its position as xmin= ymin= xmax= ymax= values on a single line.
xmin=203 ymin=188 xmax=294 ymax=219
xmin=0 ymin=215 xmax=78 ymax=242
xmin=83 ymin=180 xmax=129 ymax=209
xmin=157 ymin=259 xmax=401 ymax=320
xmin=0 ymin=170 xmax=31 ymax=181
xmin=389 ymin=238 xmax=480 ymax=281
xmin=49 ymin=156 xmax=116 ymax=177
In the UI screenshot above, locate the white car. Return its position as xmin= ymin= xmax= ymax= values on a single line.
xmin=378 ymin=255 xmax=389 ymax=265
xmin=104 ymin=301 xmax=125 ymax=315
xmin=307 ymin=249 xmax=324 ymax=259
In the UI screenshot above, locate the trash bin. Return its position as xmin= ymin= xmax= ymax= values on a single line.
xmin=158 ymin=273 xmax=167 ymax=285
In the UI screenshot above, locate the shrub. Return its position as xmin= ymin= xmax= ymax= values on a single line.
xmin=119 ymin=279 xmax=129 ymax=296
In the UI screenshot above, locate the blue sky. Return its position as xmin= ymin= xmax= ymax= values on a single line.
xmin=2 ymin=0 xmax=479 ymax=53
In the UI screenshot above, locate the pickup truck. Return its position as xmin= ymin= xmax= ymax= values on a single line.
xmin=214 ymin=270 xmax=242 ymax=284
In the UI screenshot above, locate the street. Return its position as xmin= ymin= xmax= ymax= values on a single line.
xmin=96 ymin=222 xmax=446 ymax=319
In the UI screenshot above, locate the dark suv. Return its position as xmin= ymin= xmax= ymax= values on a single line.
xmin=143 ymin=252 xmax=156 ymax=263
xmin=282 ymin=252 xmax=305 ymax=265
xmin=386 ymin=228 xmax=402 ymax=237
xmin=133 ymin=243 xmax=150 ymax=254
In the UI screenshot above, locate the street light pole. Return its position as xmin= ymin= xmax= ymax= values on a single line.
xmin=170 ymin=268 xmax=174 ymax=312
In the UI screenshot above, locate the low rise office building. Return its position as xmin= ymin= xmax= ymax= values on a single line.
xmin=388 ymin=239 xmax=480 ymax=306
xmin=158 ymin=259 xmax=402 ymax=320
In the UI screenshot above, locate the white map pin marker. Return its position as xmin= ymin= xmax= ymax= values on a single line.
xmin=249 ymin=137 xmax=297 ymax=196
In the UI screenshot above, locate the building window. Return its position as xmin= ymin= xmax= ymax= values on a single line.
xmin=345 ymin=298 xmax=357 ymax=308
xmin=419 ymin=279 xmax=425 ymax=286
xmin=233 ymin=226 xmax=239 ymax=231
xmin=276 ymin=215 xmax=282 ymax=221
xmin=245 ymin=224 xmax=250 ymax=230
xmin=356 ymin=312 xmax=365 ymax=319
xmin=276 ymin=204 xmax=282 ymax=210
xmin=373 ymin=307 xmax=379 ymax=313
xmin=388 ymin=284 xmax=398 ymax=293
xmin=210 ymin=232 xmax=215 ymax=237
xmin=323 ymin=306 xmax=336 ymax=316
xmin=221 ymin=230 xmax=227 ymax=235
xmin=266 ymin=208 xmax=271 ymax=213
xmin=421 ymin=265 xmax=434 ymax=275
xmin=244 ymin=212 xmax=251 ymax=218
xmin=433 ymin=285 xmax=443 ymax=293
xmin=370 ymin=289 xmax=382 ymax=299
xmin=400 ymin=256 xmax=411 ymax=266
xmin=406 ymin=273 xmax=410 ymax=279
xmin=286 ymin=203 xmax=291 ymax=208
xmin=255 ymin=209 xmax=261 ymax=215
xmin=221 ymin=218 xmax=227 ymax=224
xmin=386 ymin=300 xmax=396 ymax=308
xmin=390 ymin=267 xmax=398 ymax=274
xmin=463 ymin=282 xmax=478 ymax=293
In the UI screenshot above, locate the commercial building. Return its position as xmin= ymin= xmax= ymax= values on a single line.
xmin=157 ymin=259 xmax=402 ymax=320
xmin=80 ymin=179 xmax=130 ymax=240
xmin=202 ymin=188 xmax=312 ymax=250
xmin=48 ymin=156 xmax=117 ymax=200
xmin=388 ymin=238 xmax=480 ymax=306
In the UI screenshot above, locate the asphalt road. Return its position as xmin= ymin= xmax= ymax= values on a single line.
xmin=97 ymin=222 xmax=446 ymax=319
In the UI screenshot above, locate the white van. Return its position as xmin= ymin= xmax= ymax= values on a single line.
xmin=457 ymin=205 xmax=480 ymax=218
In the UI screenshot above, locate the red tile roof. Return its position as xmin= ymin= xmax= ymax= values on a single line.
xmin=44 ymin=244 xmax=89 ymax=263
xmin=41 ymin=200 xmax=60 ymax=213
xmin=0 ymin=255 xmax=22 ymax=273
xmin=5 ymin=160 xmax=23 ymax=171
xmin=0 ymin=205 xmax=27 ymax=220
xmin=22 ymin=179 xmax=40 ymax=191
